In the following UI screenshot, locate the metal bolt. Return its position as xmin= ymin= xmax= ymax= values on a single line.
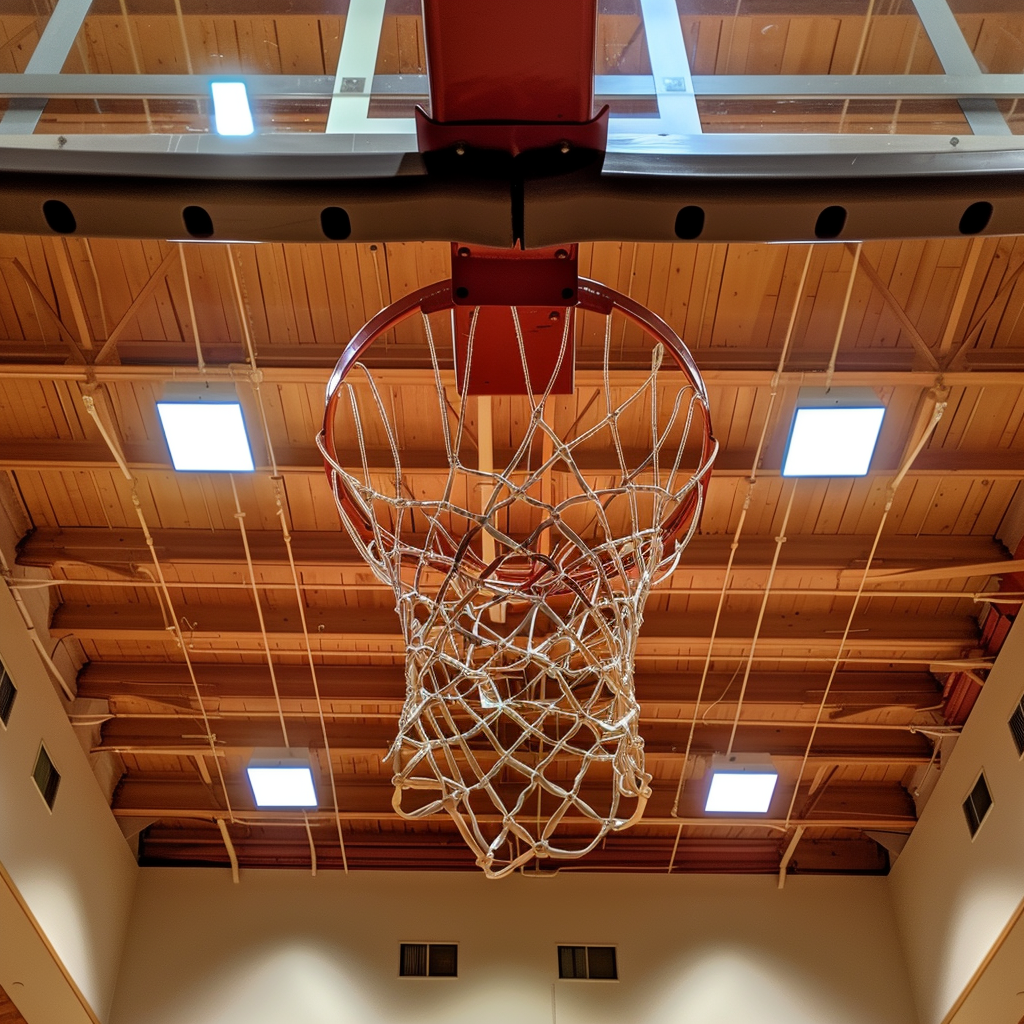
xmin=458 ymin=247 xmax=471 ymax=257
xmin=559 ymin=141 xmax=570 ymax=154
xmin=555 ymin=249 xmax=569 ymax=259
xmin=950 ymin=136 xmax=960 ymax=147
xmin=548 ymin=311 xmax=559 ymax=320
xmin=455 ymin=142 xmax=467 ymax=156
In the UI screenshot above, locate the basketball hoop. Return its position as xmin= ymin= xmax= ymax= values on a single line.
xmin=318 ymin=278 xmax=716 ymax=877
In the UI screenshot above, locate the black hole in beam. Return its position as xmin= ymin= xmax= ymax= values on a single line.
xmin=43 ymin=200 xmax=76 ymax=234
xmin=815 ymin=205 xmax=847 ymax=239
xmin=959 ymin=201 xmax=992 ymax=236
xmin=561 ymin=287 xmax=575 ymax=300
xmin=320 ymin=206 xmax=351 ymax=241
xmin=675 ymin=205 xmax=705 ymax=240
xmin=182 ymin=205 xmax=214 ymax=239
xmin=455 ymin=286 xmax=469 ymax=299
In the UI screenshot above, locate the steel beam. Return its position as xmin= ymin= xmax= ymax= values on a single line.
xmin=325 ymin=0 xmax=406 ymax=136
xmin=0 ymin=0 xmax=94 ymax=135
xmin=2 ymin=72 xmax=1024 ymax=101
xmin=624 ymin=0 xmax=701 ymax=136
xmin=910 ymin=0 xmax=1011 ymax=136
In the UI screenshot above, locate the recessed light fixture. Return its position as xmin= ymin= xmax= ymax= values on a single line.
xmin=246 ymin=748 xmax=318 ymax=808
xmin=156 ymin=384 xmax=255 ymax=472
xmin=705 ymin=754 xmax=778 ymax=813
xmin=211 ymin=81 xmax=254 ymax=136
xmin=782 ymin=387 xmax=885 ymax=477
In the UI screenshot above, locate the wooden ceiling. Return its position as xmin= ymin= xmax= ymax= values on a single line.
xmin=0 ymin=0 xmax=1022 ymax=875
xmin=1 ymin=227 xmax=1022 ymax=874
xmin=0 ymin=3 xmax=1022 ymax=135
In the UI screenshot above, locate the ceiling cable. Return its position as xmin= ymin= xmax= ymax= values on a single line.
xmin=783 ymin=392 xmax=949 ymax=830
xmin=229 ymin=473 xmax=290 ymax=748
xmin=178 ymin=244 xmax=206 ymax=374
xmin=824 ymin=242 xmax=862 ymax=392
xmin=226 ymin=244 xmax=348 ymax=872
xmin=129 ymin=486 xmax=236 ymax=823
xmin=670 ymin=245 xmax=813 ymax=824
xmin=724 ymin=482 xmax=797 ymax=756
xmin=81 ymin=390 xmax=235 ymax=822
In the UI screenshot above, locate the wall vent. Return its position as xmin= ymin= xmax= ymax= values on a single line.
xmin=32 ymin=743 xmax=60 ymax=809
xmin=0 ymin=662 xmax=15 ymax=726
xmin=558 ymin=945 xmax=618 ymax=980
xmin=1009 ymin=695 xmax=1024 ymax=757
xmin=399 ymin=943 xmax=457 ymax=977
xmin=962 ymin=771 xmax=992 ymax=838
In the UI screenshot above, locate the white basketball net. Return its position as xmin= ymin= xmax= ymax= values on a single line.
xmin=318 ymin=284 xmax=715 ymax=876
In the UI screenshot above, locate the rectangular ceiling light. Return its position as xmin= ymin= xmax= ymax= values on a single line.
xmin=247 ymin=749 xmax=318 ymax=808
xmin=156 ymin=384 xmax=255 ymax=472
xmin=782 ymin=387 xmax=885 ymax=477
xmin=211 ymin=81 xmax=254 ymax=136
xmin=705 ymin=754 xmax=779 ymax=814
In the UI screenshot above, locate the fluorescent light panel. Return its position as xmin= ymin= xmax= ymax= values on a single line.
xmin=211 ymin=81 xmax=254 ymax=136
xmin=782 ymin=388 xmax=885 ymax=477
xmin=705 ymin=755 xmax=778 ymax=813
xmin=156 ymin=400 xmax=254 ymax=472
xmin=247 ymin=749 xmax=318 ymax=808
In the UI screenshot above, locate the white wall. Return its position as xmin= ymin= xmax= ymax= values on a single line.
xmin=110 ymin=869 xmax=919 ymax=1024
xmin=0 ymin=581 xmax=139 ymax=1022
xmin=889 ymin=613 xmax=1024 ymax=1024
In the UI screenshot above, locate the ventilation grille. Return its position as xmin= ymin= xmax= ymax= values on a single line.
xmin=963 ymin=772 xmax=992 ymax=838
xmin=558 ymin=946 xmax=617 ymax=980
xmin=399 ymin=943 xmax=457 ymax=977
xmin=0 ymin=663 xmax=15 ymax=726
xmin=32 ymin=744 xmax=60 ymax=809
xmin=1010 ymin=696 xmax=1024 ymax=757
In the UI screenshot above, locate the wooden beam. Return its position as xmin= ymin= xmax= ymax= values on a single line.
xmin=20 ymin=527 xmax=1010 ymax=574
xmin=6 ymin=259 xmax=87 ymax=365
xmin=51 ymin=239 xmax=95 ymax=352
xmin=136 ymin=827 xmax=890 ymax=873
xmin=938 ymin=238 xmax=985 ymax=357
xmin=847 ymin=244 xmax=939 ymax=370
xmin=76 ymin=662 xmax=942 ymax=711
xmin=112 ymin=776 xmax=917 ymax=824
xmin=1 ymin=360 xmax=1023 ymax=390
xmin=93 ymin=246 xmax=179 ymax=365
xmin=1 ymin=436 xmax=1020 ymax=478
xmin=51 ymin=601 xmax=979 ymax=650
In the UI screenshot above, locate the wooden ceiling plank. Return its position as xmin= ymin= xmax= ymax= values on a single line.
xmin=94 ymin=246 xmax=177 ymax=364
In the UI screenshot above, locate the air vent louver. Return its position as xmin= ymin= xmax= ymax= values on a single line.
xmin=1009 ymin=696 xmax=1024 ymax=757
xmin=0 ymin=664 xmax=15 ymax=726
xmin=963 ymin=772 xmax=992 ymax=838
xmin=32 ymin=744 xmax=60 ymax=809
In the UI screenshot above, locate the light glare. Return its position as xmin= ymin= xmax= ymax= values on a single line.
xmin=212 ymin=81 xmax=254 ymax=136
xmin=705 ymin=771 xmax=778 ymax=813
xmin=247 ymin=766 xmax=317 ymax=808
xmin=783 ymin=406 xmax=885 ymax=477
xmin=157 ymin=401 xmax=255 ymax=472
